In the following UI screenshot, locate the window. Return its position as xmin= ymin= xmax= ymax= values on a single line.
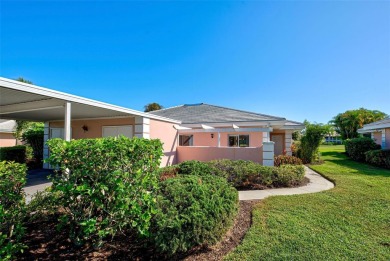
xmin=228 ymin=135 xmax=249 ymax=147
xmin=179 ymin=135 xmax=193 ymax=146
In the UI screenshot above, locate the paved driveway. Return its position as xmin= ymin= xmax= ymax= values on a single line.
xmin=24 ymin=169 xmax=54 ymax=202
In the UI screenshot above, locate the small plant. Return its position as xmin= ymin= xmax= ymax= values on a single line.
xmin=0 ymin=161 xmax=27 ymax=260
xmin=151 ymin=175 xmax=238 ymax=255
xmin=344 ymin=137 xmax=381 ymax=161
xmin=47 ymin=136 xmax=163 ymax=247
xmin=158 ymin=165 xmax=179 ymax=181
xmin=0 ymin=146 xmax=26 ymax=164
xmin=274 ymin=155 xmax=303 ymax=167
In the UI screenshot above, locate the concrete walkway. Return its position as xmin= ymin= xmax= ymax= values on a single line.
xmin=24 ymin=169 xmax=53 ymax=203
xmin=239 ymin=166 xmax=334 ymax=201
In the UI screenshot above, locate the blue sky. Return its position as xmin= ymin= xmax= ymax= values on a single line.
xmin=1 ymin=1 xmax=389 ymax=123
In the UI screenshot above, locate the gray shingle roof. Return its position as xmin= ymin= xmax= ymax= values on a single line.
xmin=149 ymin=103 xmax=286 ymax=124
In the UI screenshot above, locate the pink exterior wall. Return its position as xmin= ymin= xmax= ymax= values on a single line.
xmin=386 ymin=128 xmax=390 ymax=149
xmin=191 ymin=131 xmax=263 ymax=147
xmin=0 ymin=133 xmax=17 ymax=147
xmin=49 ymin=117 xmax=135 ymax=139
xmin=149 ymin=119 xmax=178 ymax=166
xmin=177 ymin=146 xmax=263 ymax=163
xmin=373 ymin=132 xmax=382 ymax=146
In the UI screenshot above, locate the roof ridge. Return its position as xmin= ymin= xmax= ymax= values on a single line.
xmin=202 ymin=103 xmax=286 ymax=120
xmin=149 ymin=104 xmax=185 ymax=113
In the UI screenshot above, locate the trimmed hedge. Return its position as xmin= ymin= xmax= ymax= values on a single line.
xmin=178 ymin=160 xmax=212 ymax=176
xmin=274 ymin=155 xmax=303 ymax=167
xmin=160 ymin=159 xmax=306 ymax=190
xmin=365 ymin=149 xmax=390 ymax=169
xmin=345 ymin=137 xmax=381 ymax=161
xmin=0 ymin=161 xmax=27 ymax=260
xmin=152 ymin=175 xmax=238 ymax=255
xmin=0 ymin=146 xmax=26 ymax=164
xmin=47 ymin=136 xmax=163 ymax=246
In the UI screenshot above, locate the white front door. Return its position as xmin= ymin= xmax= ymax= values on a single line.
xmin=271 ymin=134 xmax=284 ymax=155
xmin=102 ymin=125 xmax=133 ymax=138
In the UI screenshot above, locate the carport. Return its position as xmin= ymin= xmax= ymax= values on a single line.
xmin=0 ymin=77 xmax=179 ymax=168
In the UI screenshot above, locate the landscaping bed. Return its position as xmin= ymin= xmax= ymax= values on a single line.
xmin=19 ymin=200 xmax=258 ymax=260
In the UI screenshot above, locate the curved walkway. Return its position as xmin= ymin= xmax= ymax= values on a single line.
xmin=239 ymin=166 xmax=334 ymax=201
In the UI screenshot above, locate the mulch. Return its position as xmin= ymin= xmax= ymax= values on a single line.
xmin=19 ymin=200 xmax=260 ymax=261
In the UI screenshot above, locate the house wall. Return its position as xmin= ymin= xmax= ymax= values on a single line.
xmin=177 ymin=146 xmax=263 ymax=163
xmin=372 ymin=131 xmax=382 ymax=146
xmin=149 ymin=119 xmax=178 ymax=166
xmin=49 ymin=117 xmax=135 ymax=139
xmin=385 ymin=128 xmax=390 ymax=149
xmin=0 ymin=133 xmax=17 ymax=147
xmin=191 ymin=131 xmax=263 ymax=147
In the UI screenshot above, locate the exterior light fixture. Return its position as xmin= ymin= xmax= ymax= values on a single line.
xmin=82 ymin=125 xmax=89 ymax=132
xmin=211 ymin=133 xmax=214 ymax=138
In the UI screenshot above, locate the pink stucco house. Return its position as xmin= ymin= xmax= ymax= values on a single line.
xmin=0 ymin=120 xmax=19 ymax=147
xmin=0 ymin=77 xmax=304 ymax=167
xmin=358 ymin=117 xmax=390 ymax=149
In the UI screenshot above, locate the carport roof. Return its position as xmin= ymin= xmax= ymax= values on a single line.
xmin=0 ymin=77 xmax=180 ymax=123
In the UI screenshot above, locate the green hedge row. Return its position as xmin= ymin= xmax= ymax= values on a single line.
xmin=159 ymin=159 xmax=305 ymax=189
xmin=0 ymin=161 xmax=27 ymax=260
xmin=345 ymin=137 xmax=381 ymax=161
xmin=365 ymin=149 xmax=390 ymax=169
xmin=0 ymin=146 xmax=26 ymax=164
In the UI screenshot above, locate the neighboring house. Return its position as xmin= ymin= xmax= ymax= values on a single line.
xmin=0 ymin=77 xmax=304 ymax=167
xmin=324 ymin=132 xmax=342 ymax=144
xmin=0 ymin=119 xmax=18 ymax=147
xmin=150 ymin=103 xmax=304 ymax=165
xmin=358 ymin=117 xmax=390 ymax=149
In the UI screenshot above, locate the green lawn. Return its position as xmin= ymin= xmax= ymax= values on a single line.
xmin=226 ymin=145 xmax=390 ymax=260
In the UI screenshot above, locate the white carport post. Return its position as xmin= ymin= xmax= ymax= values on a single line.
xmin=64 ymin=102 xmax=71 ymax=141
xmin=217 ymin=132 xmax=221 ymax=147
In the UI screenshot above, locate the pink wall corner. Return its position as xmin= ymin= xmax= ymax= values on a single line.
xmin=373 ymin=132 xmax=382 ymax=146
xmin=0 ymin=133 xmax=18 ymax=147
xmin=385 ymin=128 xmax=390 ymax=149
xmin=149 ymin=119 xmax=178 ymax=167
xmin=49 ymin=117 xmax=135 ymax=139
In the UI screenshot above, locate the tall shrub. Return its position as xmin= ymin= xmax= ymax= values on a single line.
xmin=22 ymin=126 xmax=44 ymax=163
xmin=47 ymin=136 xmax=163 ymax=246
xmin=0 ymin=161 xmax=27 ymax=260
xmin=298 ymin=122 xmax=328 ymax=163
xmin=345 ymin=137 xmax=381 ymax=161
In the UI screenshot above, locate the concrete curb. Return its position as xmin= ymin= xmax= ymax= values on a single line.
xmin=239 ymin=166 xmax=335 ymax=201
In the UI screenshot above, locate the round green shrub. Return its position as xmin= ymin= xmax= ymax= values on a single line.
xmin=152 ymin=175 xmax=238 ymax=255
xmin=178 ymin=160 xmax=212 ymax=176
xmin=345 ymin=137 xmax=381 ymax=161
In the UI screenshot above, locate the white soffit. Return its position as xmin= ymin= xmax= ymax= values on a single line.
xmin=201 ymin=124 xmax=215 ymax=129
xmin=0 ymin=77 xmax=180 ymax=123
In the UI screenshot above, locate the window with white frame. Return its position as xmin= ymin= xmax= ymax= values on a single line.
xmin=179 ymin=135 xmax=193 ymax=146
xmin=228 ymin=135 xmax=249 ymax=147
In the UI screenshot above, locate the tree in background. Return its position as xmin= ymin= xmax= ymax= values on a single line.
xmin=144 ymin=103 xmax=163 ymax=112
xmin=330 ymin=108 xmax=387 ymax=140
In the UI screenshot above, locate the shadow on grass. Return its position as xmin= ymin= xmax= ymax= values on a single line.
xmin=320 ymin=151 xmax=390 ymax=178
